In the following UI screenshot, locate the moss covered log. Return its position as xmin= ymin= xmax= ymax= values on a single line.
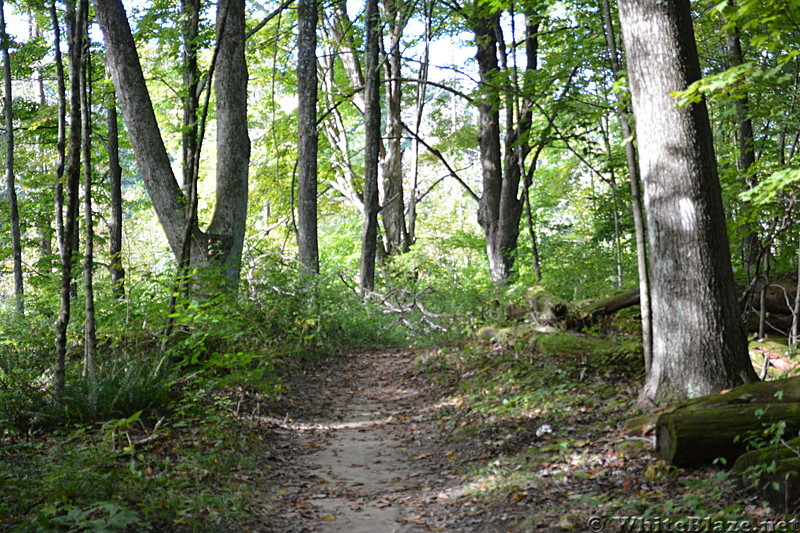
xmin=656 ymin=403 xmax=800 ymax=466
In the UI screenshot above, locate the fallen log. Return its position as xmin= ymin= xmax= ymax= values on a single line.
xmin=565 ymin=271 xmax=798 ymax=333
xmin=656 ymin=403 xmax=800 ymax=467
xmin=621 ymin=376 xmax=800 ymax=465
xmin=734 ymin=436 xmax=800 ymax=512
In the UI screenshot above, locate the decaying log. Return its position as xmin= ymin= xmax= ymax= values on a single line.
xmin=561 ymin=271 xmax=798 ymax=333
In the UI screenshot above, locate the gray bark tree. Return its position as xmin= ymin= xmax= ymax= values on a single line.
xmin=380 ymin=0 xmax=410 ymax=256
xmin=54 ymin=0 xmax=84 ymax=401
xmin=106 ymin=79 xmax=125 ymax=298
xmin=471 ymin=8 xmax=523 ymax=284
xmin=80 ymin=4 xmax=97 ymax=378
xmin=726 ymin=21 xmax=759 ymax=276
xmin=359 ymin=0 xmax=381 ymax=292
xmin=1 ymin=0 xmax=23 ymax=314
xmin=618 ymin=0 xmax=758 ymax=406
xmin=297 ymin=0 xmax=320 ymax=275
xmin=207 ymin=0 xmax=250 ymax=287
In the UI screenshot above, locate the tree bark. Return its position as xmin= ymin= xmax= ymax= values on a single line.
xmin=181 ymin=0 xmax=200 ymax=198
xmin=54 ymin=0 xmax=84 ymax=402
xmin=379 ymin=0 xmax=409 ymax=256
xmin=207 ymin=0 xmax=250 ymax=287
xmin=81 ymin=3 xmax=97 ymax=378
xmin=726 ymin=22 xmax=760 ymax=277
xmin=618 ymin=0 xmax=758 ymax=406
xmin=50 ymin=0 xmax=67 ymax=263
xmin=657 ymin=403 xmax=800 ymax=466
xmin=297 ymin=0 xmax=320 ymax=276
xmin=359 ymin=0 xmax=381 ymax=293
xmin=473 ymin=10 xmax=518 ymax=284
xmin=1 ymin=0 xmax=23 ymax=314
xmin=106 ymin=77 xmax=125 ymax=298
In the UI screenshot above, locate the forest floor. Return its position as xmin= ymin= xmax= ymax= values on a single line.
xmin=1 ymin=332 xmax=787 ymax=531
xmin=234 ymin=336 xmax=782 ymax=533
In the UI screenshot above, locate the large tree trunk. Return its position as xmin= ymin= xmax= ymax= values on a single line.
xmin=1 ymin=0 xmax=23 ymax=314
xmin=618 ymin=0 xmax=758 ymax=406
xmin=297 ymin=0 xmax=320 ymax=276
xmin=207 ymin=0 xmax=250 ymax=287
xmin=359 ymin=0 xmax=381 ymax=292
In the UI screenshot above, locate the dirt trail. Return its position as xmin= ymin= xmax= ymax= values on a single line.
xmin=260 ymin=348 xmax=482 ymax=532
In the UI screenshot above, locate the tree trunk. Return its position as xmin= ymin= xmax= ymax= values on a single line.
xmin=624 ymin=376 xmax=800 ymax=466
xmin=601 ymin=0 xmax=652 ymax=372
xmin=792 ymin=245 xmax=800 ymax=345
xmin=359 ymin=0 xmax=381 ymax=293
xmin=50 ymin=0 xmax=67 ymax=264
xmin=207 ymin=0 xmax=250 ymax=287
xmin=726 ymin=24 xmax=760 ymax=277
xmin=54 ymin=0 xmax=84 ymax=402
xmin=80 ymin=3 xmax=97 ymax=378
xmin=1 ymin=0 xmax=23 ymax=314
xmin=618 ymin=0 xmax=758 ymax=406
xmin=181 ymin=0 xmax=200 ymax=198
xmin=297 ymin=0 xmax=320 ymax=276
xmin=106 ymin=77 xmax=125 ymax=298
xmin=473 ymin=10 xmax=520 ymax=284
xmin=379 ymin=0 xmax=409 ymax=256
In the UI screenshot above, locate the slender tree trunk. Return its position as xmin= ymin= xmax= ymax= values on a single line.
xmin=32 ymin=18 xmax=54 ymax=263
xmin=408 ymin=0 xmax=433 ymax=247
xmin=726 ymin=24 xmax=759 ymax=277
xmin=600 ymin=117 xmax=624 ymax=287
xmin=51 ymin=0 xmax=67 ymax=263
xmin=601 ymin=0 xmax=652 ymax=372
xmin=472 ymin=7 xmax=532 ymax=284
xmin=297 ymin=0 xmax=320 ymax=275
xmin=207 ymin=0 xmax=250 ymax=287
xmin=791 ymin=243 xmax=800 ymax=346
xmin=1 ymin=0 xmax=23 ymax=314
xmin=80 ymin=3 xmax=97 ymax=378
xmin=618 ymin=0 xmax=758 ymax=406
xmin=55 ymin=0 xmax=84 ymax=401
xmin=379 ymin=0 xmax=409 ymax=256
xmin=359 ymin=0 xmax=381 ymax=292
xmin=106 ymin=79 xmax=125 ymax=298
xmin=181 ymin=0 xmax=200 ymax=198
